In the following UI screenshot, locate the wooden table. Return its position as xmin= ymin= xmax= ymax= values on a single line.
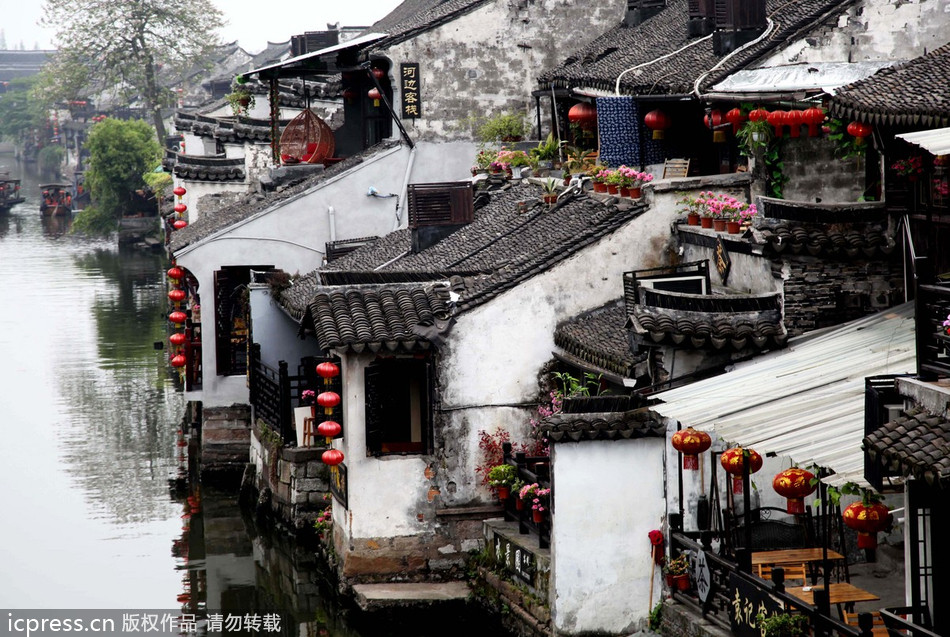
xmin=751 ymin=548 xmax=845 ymax=566
xmin=786 ymin=582 xmax=880 ymax=605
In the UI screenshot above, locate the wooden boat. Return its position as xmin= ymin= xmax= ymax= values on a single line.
xmin=39 ymin=183 xmax=73 ymax=216
xmin=0 ymin=175 xmax=25 ymax=213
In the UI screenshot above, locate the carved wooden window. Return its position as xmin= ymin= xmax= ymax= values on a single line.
xmin=364 ymin=357 xmax=432 ymax=456
xmin=213 ymin=266 xmax=272 ymax=376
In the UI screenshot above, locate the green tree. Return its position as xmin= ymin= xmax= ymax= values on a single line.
xmin=0 ymin=77 xmax=44 ymax=143
xmin=41 ymin=0 xmax=224 ymax=140
xmin=75 ymin=118 xmax=161 ymax=235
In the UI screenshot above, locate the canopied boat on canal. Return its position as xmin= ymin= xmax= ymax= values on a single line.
xmin=0 ymin=175 xmax=25 ymax=213
xmin=39 ymin=183 xmax=73 ymax=216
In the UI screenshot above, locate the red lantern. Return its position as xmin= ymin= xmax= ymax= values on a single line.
xmin=748 ymin=108 xmax=769 ymax=122
xmin=671 ymin=427 xmax=712 ymax=470
xmin=173 ymin=220 xmax=188 ymax=230
xmin=704 ymin=109 xmax=725 ymax=142
xmin=772 ymin=468 xmax=816 ymax=514
xmin=846 ymin=121 xmax=873 ymax=145
xmin=785 ymin=110 xmax=804 ymax=138
xmin=316 ymin=361 xmax=340 ymax=379
xmin=371 ymin=67 xmax=386 ymax=81
xmin=169 ymin=332 xmax=187 ymax=346
xmin=173 ymin=186 xmax=186 ymax=197
xmin=168 ymin=289 xmax=186 ymax=302
xmin=317 ymin=391 xmax=341 ymax=409
xmin=767 ymin=110 xmax=786 ymax=137
xmin=368 ymin=88 xmax=382 ymax=107
xmin=317 ymin=420 xmax=342 ymax=439
xmin=644 ymin=109 xmax=671 ymax=140
xmin=174 ymin=203 xmax=187 ymax=214
xmin=169 ymin=311 xmax=188 ymax=324
xmin=342 ymin=88 xmax=356 ymax=104
xmin=842 ymin=501 xmax=891 ymax=549
xmin=170 ymin=353 xmax=187 ymax=368
xmin=322 ymin=448 xmax=345 ymax=466
xmin=720 ymin=446 xmax=763 ymax=494
xmin=167 ymin=266 xmax=184 ymax=280
xmin=568 ymin=102 xmax=597 ymax=131
xmin=802 ymin=107 xmax=825 ymax=137
xmin=725 ymin=108 xmax=747 ymax=134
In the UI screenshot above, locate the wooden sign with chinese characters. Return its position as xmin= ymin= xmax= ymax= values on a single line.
xmin=695 ymin=550 xmax=712 ymax=602
xmin=728 ymin=572 xmax=782 ymax=637
xmin=400 ymin=63 xmax=421 ymax=119
xmin=715 ymin=235 xmax=732 ymax=284
xmin=330 ymin=463 xmax=348 ymax=508
xmin=493 ymin=535 xmax=536 ymax=584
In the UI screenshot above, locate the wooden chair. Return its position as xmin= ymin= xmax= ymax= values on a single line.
xmin=843 ymin=610 xmax=888 ymax=637
xmin=758 ymin=562 xmax=808 ymax=583
xmin=662 ymin=158 xmax=690 ymax=178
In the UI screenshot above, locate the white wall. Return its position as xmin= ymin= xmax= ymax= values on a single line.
xmin=249 ymin=285 xmax=324 ymax=370
xmin=551 ymin=438 xmax=666 ymax=635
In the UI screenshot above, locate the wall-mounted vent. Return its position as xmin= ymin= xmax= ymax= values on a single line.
xmin=325 ymin=236 xmax=379 ymax=263
xmin=407 ymin=181 xmax=474 ymax=253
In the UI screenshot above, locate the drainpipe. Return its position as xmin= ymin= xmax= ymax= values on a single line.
xmin=328 ymin=205 xmax=336 ymax=242
xmin=395 ymin=145 xmax=417 ymax=231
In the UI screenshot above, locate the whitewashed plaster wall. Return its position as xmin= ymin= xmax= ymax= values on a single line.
xmin=680 ymin=240 xmax=775 ymax=294
xmin=757 ymin=0 xmax=950 ymax=67
xmin=173 ymin=178 xmax=249 ymax=225
xmin=380 ymin=0 xmax=627 ymax=142
xmin=551 ymin=438 xmax=666 ymax=635
xmin=248 ymin=285 xmax=324 ymax=370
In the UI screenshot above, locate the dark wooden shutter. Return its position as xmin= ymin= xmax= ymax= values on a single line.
xmin=364 ymin=362 xmax=384 ymax=455
xmin=408 ymin=182 xmax=474 ymax=228
xmin=214 ymin=269 xmax=233 ymax=375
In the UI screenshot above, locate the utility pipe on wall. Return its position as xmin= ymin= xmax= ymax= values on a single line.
xmin=328 ymin=205 xmax=336 ymax=243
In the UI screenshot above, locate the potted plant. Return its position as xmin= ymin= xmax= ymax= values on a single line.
xmin=603 ymin=169 xmax=624 ymax=195
xmin=518 ymin=483 xmax=551 ymax=523
xmin=476 ymin=112 xmax=528 ymax=143
xmin=301 ymin=389 xmax=316 ymax=418
xmin=530 ymin=132 xmax=564 ymax=170
xmin=496 ymin=149 xmax=532 ymax=178
xmin=736 ymin=119 xmax=772 ymax=154
xmin=488 ymin=464 xmax=518 ymax=500
xmin=541 ymin=178 xmax=559 ymax=204
xmin=623 ymin=168 xmax=654 ymax=198
xmin=225 ymin=88 xmax=255 ymax=117
xmin=472 ymin=148 xmax=495 ymax=176
xmin=663 ymin=554 xmax=690 ymax=590
xmin=757 ymin=613 xmax=809 ymax=637
xmin=677 ymin=192 xmax=703 ymax=226
xmin=590 ymin=167 xmax=610 ymax=193
xmin=891 ymin=156 xmax=924 ymax=181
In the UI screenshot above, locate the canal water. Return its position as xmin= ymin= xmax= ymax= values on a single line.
xmin=0 ymin=157 xmax=509 ymax=636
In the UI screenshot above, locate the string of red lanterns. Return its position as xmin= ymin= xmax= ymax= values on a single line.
xmin=167 ymin=264 xmax=188 ymax=372
xmin=315 ymin=361 xmax=344 ymax=466
xmin=171 ymin=185 xmax=188 ymax=230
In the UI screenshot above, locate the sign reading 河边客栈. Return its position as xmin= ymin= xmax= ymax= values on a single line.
xmin=400 ymin=63 xmax=421 ymax=119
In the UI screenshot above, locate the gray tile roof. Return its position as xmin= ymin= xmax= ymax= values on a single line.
xmin=538 ymin=407 xmax=665 ymax=443
xmin=828 ymin=42 xmax=950 ymax=128
xmin=864 ymin=408 xmax=950 ymax=487
xmin=554 ymin=300 xmax=647 ymax=379
xmin=367 ymin=0 xmax=490 ymax=49
xmin=540 ymin=0 xmax=848 ymax=96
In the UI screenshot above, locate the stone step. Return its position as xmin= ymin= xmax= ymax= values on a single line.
xmin=351 ymin=582 xmax=470 ymax=611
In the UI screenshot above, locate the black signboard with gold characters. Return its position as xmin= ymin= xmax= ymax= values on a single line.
xmin=728 ymin=572 xmax=782 ymax=637
xmin=330 ymin=463 xmax=348 ymax=508
xmin=400 ymin=63 xmax=421 ymax=119
xmin=715 ymin=235 xmax=732 ymax=285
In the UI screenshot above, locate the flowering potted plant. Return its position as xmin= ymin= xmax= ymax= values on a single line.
xmin=489 ymin=160 xmax=510 ymax=176
xmin=590 ymin=167 xmax=610 ymax=193
xmin=700 ymin=192 xmax=756 ymax=233
xmin=301 ymin=389 xmax=316 ymax=417
xmin=677 ymin=192 xmax=704 ymax=226
xmin=488 ymin=464 xmax=518 ymax=500
xmin=519 ymin=483 xmax=551 ymax=523
xmin=472 ymin=149 xmax=495 ymax=176
xmin=663 ymin=554 xmax=690 ymax=590
xmin=891 ymin=156 xmax=924 ymax=180
xmin=603 ymin=169 xmax=624 ymax=195
xmin=620 ymin=167 xmax=654 ymax=198
xmin=497 ymin=149 xmax=532 ymax=178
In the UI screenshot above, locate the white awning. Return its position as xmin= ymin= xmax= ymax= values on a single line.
xmin=651 ymin=304 xmax=916 ymax=487
xmin=895 ymin=127 xmax=950 ymax=157
xmin=709 ymin=61 xmax=895 ymax=97
xmin=240 ymin=32 xmax=388 ymax=79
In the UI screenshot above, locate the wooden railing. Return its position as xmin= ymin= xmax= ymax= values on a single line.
xmin=915 ymin=282 xmax=950 ymax=380
xmin=248 ymin=343 xmax=313 ymax=443
xmin=668 ymin=531 xmax=874 ymax=637
xmin=501 ymin=442 xmax=551 ymax=549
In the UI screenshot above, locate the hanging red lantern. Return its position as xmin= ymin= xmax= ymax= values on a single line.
xmin=169 ymin=311 xmax=188 ymax=324
xmin=173 ymin=220 xmax=188 ymax=230
xmin=317 ymin=391 xmax=341 ymax=409
xmin=772 ymin=467 xmax=816 ymax=514
xmin=368 ymin=88 xmax=382 ymax=107
xmin=342 ymin=88 xmax=356 ymax=104
xmin=371 ymin=67 xmax=386 ymax=81
xmin=644 ymin=109 xmax=671 ymax=140
xmin=316 ymin=361 xmax=340 ymax=379
xmin=748 ymin=108 xmax=769 ymax=122
xmin=720 ymin=446 xmax=763 ymax=494
xmin=169 ymin=332 xmax=187 ymax=346
xmin=725 ymin=108 xmax=747 ymax=134
xmin=671 ymin=427 xmax=712 ymax=470
xmin=167 ymin=266 xmax=184 ymax=280
xmin=704 ymin=109 xmax=725 ymax=143
xmin=568 ymin=102 xmax=598 ymax=131
xmin=785 ymin=110 xmax=804 ymax=138
xmin=173 ymin=186 xmax=186 ymax=197
xmin=174 ymin=203 xmax=187 ymax=214
xmin=846 ymin=121 xmax=873 ymax=145
xmin=767 ymin=110 xmax=786 ymax=137
xmin=168 ymin=289 xmax=186 ymax=302
xmin=322 ymin=448 xmax=345 ymax=466
xmin=317 ymin=420 xmax=342 ymax=439
xmin=170 ymin=353 xmax=187 ymax=368
xmin=802 ymin=107 xmax=825 ymax=137
xmin=842 ymin=501 xmax=891 ymax=549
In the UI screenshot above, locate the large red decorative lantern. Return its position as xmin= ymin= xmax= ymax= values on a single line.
xmin=704 ymin=109 xmax=725 ymax=143
xmin=725 ymin=108 xmax=747 ymax=134
xmin=644 ymin=109 xmax=671 ymax=140
xmin=842 ymin=501 xmax=891 ymax=549
xmin=322 ymin=448 xmax=345 ymax=466
xmin=167 ymin=266 xmax=184 ymax=280
xmin=568 ymin=102 xmax=598 ymax=131
xmin=317 ymin=391 xmax=341 ymax=410
xmin=772 ymin=467 xmax=816 ymax=514
xmin=846 ymin=121 xmax=873 ymax=145
xmin=367 ymin=88 xmax=382 ymax=107
xmin=169 ymin=332 xmax=187 ymax=346
xmin=785 ymin=110 xmax=804 ymax=138
xmin=169 ymin=311 xmax=188 ymax=324
xmin=671 ymin=427 xmax=712 ymax=470
xmin=317 ymin=420 xmax=342 ymax=440
xmin=342 ymin=88 xmax=356 ymax=104
xmin=173 ymin=220 xmax=188 ymax=230
xmin=174 ymin=203 xmax=187 ymax=214
xmin=170 ymin=353 xmax=187 ymax=368
xmin=168 ymin=289 xmax=186 ymax=303
xmin=767 ymin=110 xmax=787 ymax=137
xmin=720 ymin=446 xmax=763 ymax=494
xmin=371 ymin=67 xmax=386 ymax=81
xmin=802 ymin=107 xmax=825 ymax=137
xmin=316 ymin=361 xmax=340 ymax=379
xmin=748 ymin=108 xmax=769 ymax=122
xmin=173 ymin=186 xmax=186 ymax=197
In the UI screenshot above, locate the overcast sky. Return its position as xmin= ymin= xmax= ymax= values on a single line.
xmin=4 ymin=0 xmax=403 ymax=53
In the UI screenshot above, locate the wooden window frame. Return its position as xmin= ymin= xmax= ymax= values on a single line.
xmin=364 ymin=356 xmax=433 ymax=456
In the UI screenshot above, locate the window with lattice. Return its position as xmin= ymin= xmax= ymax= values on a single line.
xmin=364 ymin=357 xmax=432 ymax=456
